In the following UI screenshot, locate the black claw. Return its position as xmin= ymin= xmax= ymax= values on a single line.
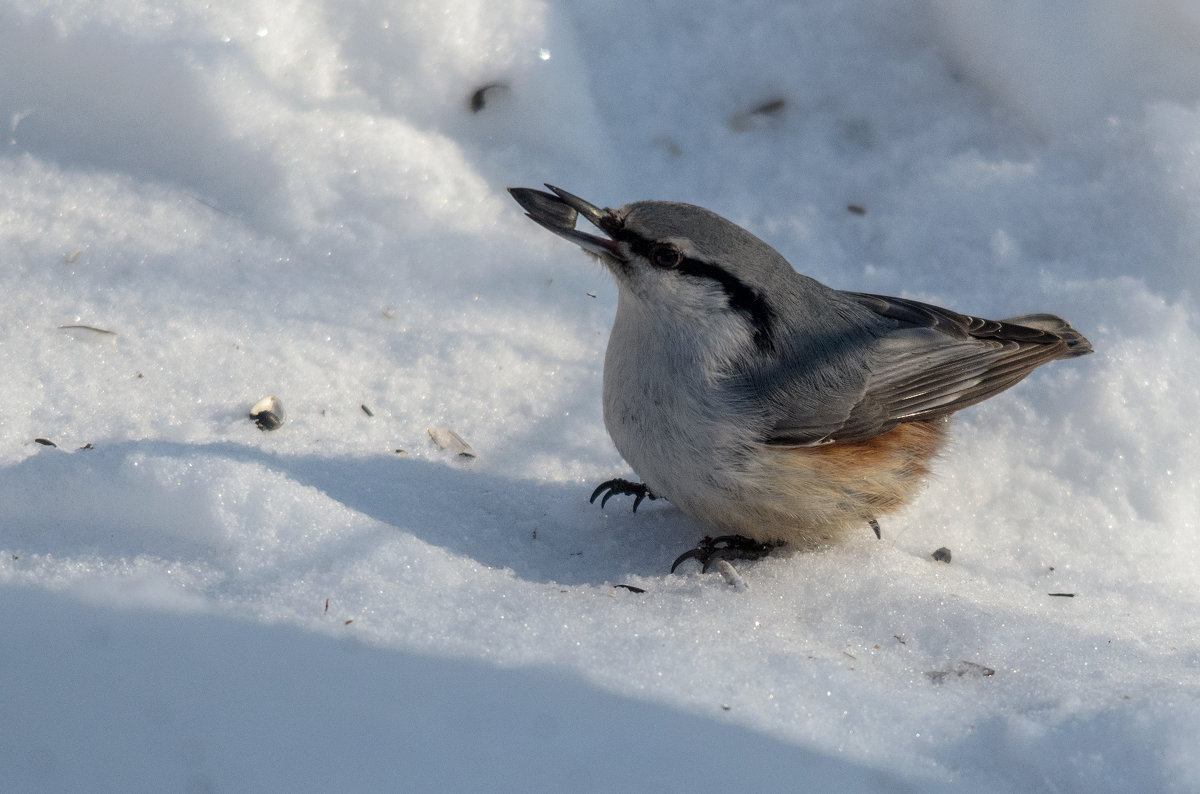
xmin=670 ymin=535 xmax=781 ymax=573
xmin=589 ymin=478 xmax=657 ymax=513
xmin=670 ymin=547 xmax=705 ymax=573
xmin=869 ymin=519 xmax=881 ymax=539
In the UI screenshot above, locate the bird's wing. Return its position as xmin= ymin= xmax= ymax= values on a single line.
xmin=763 ymin=292 xmax=1090 ymax=446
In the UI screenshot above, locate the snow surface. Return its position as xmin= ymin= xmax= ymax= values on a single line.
xmin=2 ymin=0 xmax=1199 ymax=790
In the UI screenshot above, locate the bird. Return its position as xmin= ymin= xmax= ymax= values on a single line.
xmin=508 ymin=185 xmax=1092 ymax=574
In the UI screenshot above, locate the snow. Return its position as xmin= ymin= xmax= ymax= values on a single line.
xmin=2 ymin=0 xmax=1198 ymax=790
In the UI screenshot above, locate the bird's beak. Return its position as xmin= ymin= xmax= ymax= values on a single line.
xmin=508 ymin=185 xmax=623 ymax=260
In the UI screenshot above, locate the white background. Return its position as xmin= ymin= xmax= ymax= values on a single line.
xmin=2 ymin=1 xmax=1198 ymax=790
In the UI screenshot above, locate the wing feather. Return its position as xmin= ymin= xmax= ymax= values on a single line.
xmin=763 ymin=292 xmax=1090 ymax=445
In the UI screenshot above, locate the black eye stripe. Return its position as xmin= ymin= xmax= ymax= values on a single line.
xmin=614 ymin=228 xmax=775 ymax=351
xmin=676 ymin=257 xmax=775 ymax=350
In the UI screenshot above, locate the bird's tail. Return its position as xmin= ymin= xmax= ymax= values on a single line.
xmin=1003 ymin=314 xmax=1093 ymax=358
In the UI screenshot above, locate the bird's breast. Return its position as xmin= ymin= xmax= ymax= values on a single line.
xmin=600 ymin=312 xmax=755 ymax=502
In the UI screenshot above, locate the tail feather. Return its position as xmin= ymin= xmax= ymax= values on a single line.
xmin=1002 ymin=313 xmax=1093 ymax=358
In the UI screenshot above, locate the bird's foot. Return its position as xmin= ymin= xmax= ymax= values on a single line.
xmin=670 ymin=535 xmax=782 ymax=574
xmin=869 ymin=518 xmax=881 ymax=539
xmin=590 ymin=478 xmax=657 ymax=512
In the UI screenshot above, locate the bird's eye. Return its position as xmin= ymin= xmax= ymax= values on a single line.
xmin=650 ymin=244 xmax=681 ymax=268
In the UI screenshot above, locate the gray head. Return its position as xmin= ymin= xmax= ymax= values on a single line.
xmin=508 ymin=185 xmax=829 ymax=351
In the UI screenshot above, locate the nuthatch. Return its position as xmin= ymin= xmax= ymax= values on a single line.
xmin=509 ymin=185 xmax=1092 ymax=573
